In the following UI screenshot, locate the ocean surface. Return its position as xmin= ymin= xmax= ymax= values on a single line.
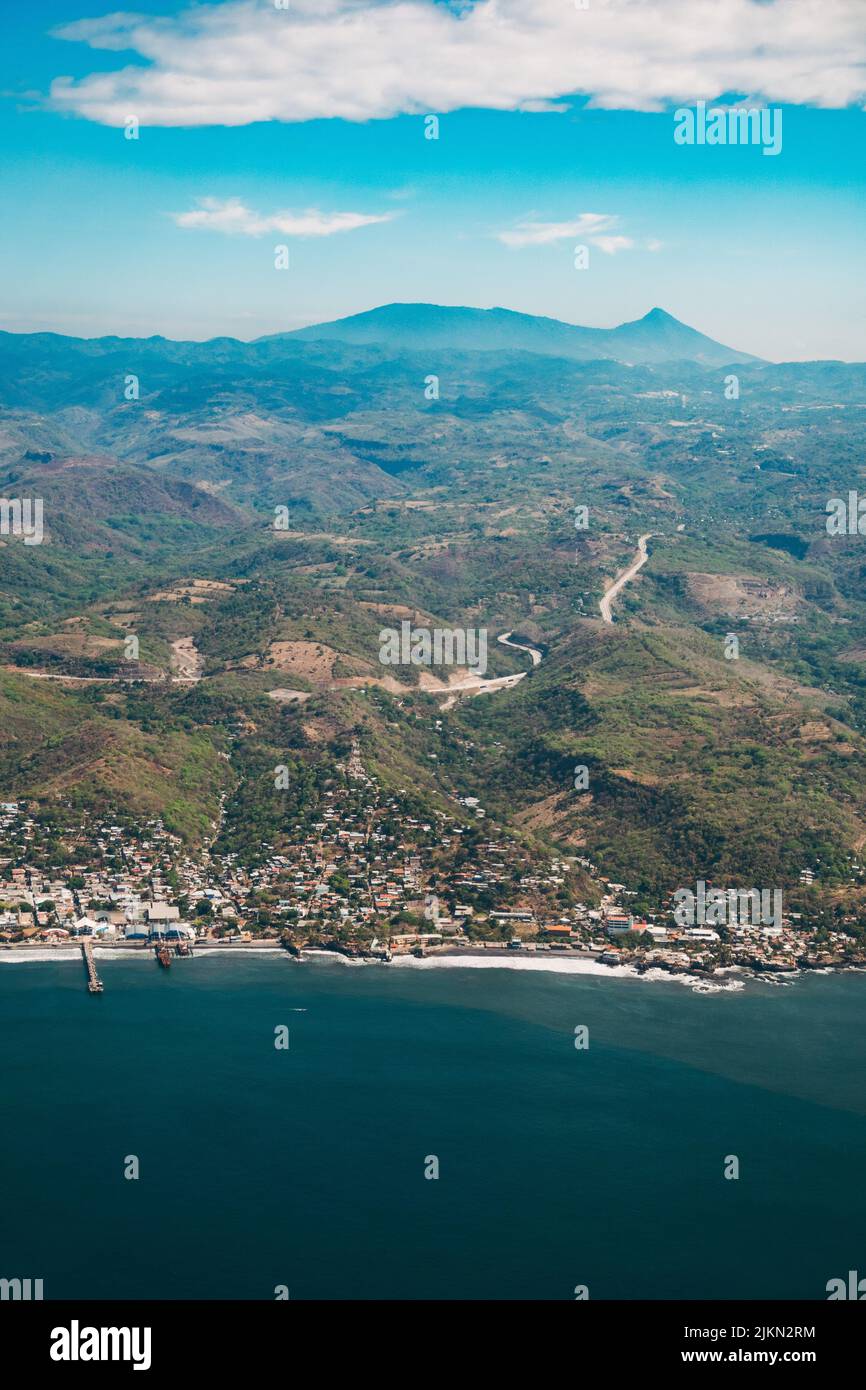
xmin=2 ymin=953 xmax=865 ymax=1300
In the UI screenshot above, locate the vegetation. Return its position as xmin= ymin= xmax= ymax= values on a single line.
xmin=2 ymin=326 xmax=866 ymax=909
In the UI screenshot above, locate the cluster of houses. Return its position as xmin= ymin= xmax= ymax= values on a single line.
xmin=1 ymin=778 xmax=863 ymax=973
xmin=0 ymin=780 xmax=572 ymax=949
xmin=0 ymin=804 xmax=209 ymax=944
xmin=549 ymin=880 xmax=864 ymax=974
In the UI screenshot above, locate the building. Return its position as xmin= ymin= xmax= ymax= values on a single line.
xmin=146 ymin=904 xmax=180 ymax=924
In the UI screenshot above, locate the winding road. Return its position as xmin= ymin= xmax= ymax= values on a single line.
xmin=438 ymin=631 xmax=544 ymax=709
xmin=3 ymin=637 xmax=203 ymax=686
xmin=497 ymin=631 xmax=543 ymax=667
xmin=599 ymin=533 xmax=654 ymax=624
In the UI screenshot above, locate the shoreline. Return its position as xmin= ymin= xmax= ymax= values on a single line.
xmin=1 ymin=940 xmax=863 ymax=994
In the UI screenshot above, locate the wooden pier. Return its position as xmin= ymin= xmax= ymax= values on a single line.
xmin=81 ymin=941 xmax=104 ymax=993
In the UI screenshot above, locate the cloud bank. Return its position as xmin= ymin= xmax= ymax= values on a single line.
xmin=49 ymin=0 xmax=866 ymax=128
xmin=497 ymin=213 xmax=632 ymax=252
xmin=171 ymin=198 xmax=394 ymax=236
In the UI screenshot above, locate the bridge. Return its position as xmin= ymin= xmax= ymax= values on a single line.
xmin=81 ymin=941 xmax=104 ymax=993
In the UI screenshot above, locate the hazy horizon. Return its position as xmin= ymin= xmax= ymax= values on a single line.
xmin=0 ymin=298 xmax=775 ymax=357
xmin=1 ymin=1 xmax=865 ymax=359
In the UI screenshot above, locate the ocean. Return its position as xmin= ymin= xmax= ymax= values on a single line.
xmin=2 ymin=952 xmax=865 ymax=1300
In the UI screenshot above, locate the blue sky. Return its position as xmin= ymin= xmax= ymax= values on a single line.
xmin=1 ymin=0 xmax=865 ymax=360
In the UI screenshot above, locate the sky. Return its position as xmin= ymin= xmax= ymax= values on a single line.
xmin=0 ymin=0 xmax=865 ymax=360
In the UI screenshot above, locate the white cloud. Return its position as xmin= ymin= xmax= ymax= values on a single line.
xmin=49 ymin=0 xmax=866 ymax=128
xmin=591 ymin=235 xmax=634 ymax=255
xmin=497 ymin=213 xmax=633 ymax=254
xmin=171 ymin=197 xmax=394 ymax=236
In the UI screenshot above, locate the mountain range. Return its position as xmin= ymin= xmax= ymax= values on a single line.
xmin=271 ymin=303 xmax=767 ymax=366
xmin=285 ymin=303 xmax=762 ymax=367
xmin=3 ymin=299 xmax=866 ymax=908
xmin=0 ymin=303 xmax=763 ymax=381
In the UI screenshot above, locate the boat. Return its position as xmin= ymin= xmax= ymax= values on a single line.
xmin=156 ymin=943 xmax=172 ymax=968
xmin=175 ymin=939 xmax=191 ymax=957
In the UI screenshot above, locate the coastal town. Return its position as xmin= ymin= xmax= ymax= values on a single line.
xmin=2 ymin=741 xmax=865 ymax=983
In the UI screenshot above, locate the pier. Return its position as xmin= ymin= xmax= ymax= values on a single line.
xmin=81 ymin=941 xmax=104 ymax=993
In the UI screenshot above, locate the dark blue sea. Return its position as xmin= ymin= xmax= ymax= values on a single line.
xmin=2 ymin=953 xmax=864 ymax=1299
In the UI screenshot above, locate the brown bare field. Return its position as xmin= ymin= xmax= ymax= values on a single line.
xmin=670 ymin=685 xmax=756 ymax=707
xmin=797 ymin=721 xmax=834 ymax=743
xmin=272 ymin=531 xmax=373 ymax=546
xmin=685 ymin=572 xmax=800 ymax=619
xmin=266 ymin=689 xmax=312 ymax=704
xmin=149 ymin=579 xmax=235 ymax=604
xmin=359 ymin=602 xmax=436 ymax=622
xmin=252 ymin=640 xmax=372 ymax=683
xmin=514 ymin=791 xmax=574 ymax=832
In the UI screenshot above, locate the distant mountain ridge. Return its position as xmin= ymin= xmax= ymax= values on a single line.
xmin=281 ymin=302 xmax=764 ymax=367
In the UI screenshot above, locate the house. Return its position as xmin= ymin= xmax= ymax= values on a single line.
xmin=146 ymin=904 xmax=180 ymax=923
xmin=93 ymin=908 xmax=126 ymax=927
xmin=605 ymin=914 xmax=632 ymax=934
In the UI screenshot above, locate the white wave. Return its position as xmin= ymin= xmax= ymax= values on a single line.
xmin=391 ymin=953 xmax=643 ymax=979
xmin=92 ymin=948 xmax=153 ymax=959
xmin=387 ymin=954 xmax=749 ymax=991
xmin=192 ymin=947 xmax=285 ymax=956
xmin=0 ymin=949 xmax=81 ymax=963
